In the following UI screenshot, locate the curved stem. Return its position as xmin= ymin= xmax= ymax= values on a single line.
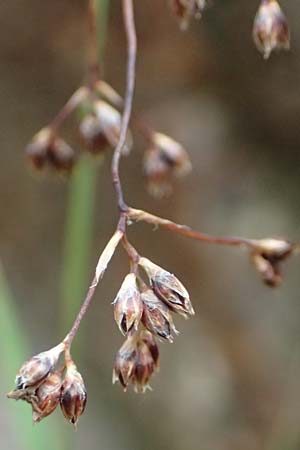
xmin=111 ymin=0 xmax=137 ymax=212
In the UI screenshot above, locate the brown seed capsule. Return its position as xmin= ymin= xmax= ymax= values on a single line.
xmin=140 ymin=330 xmax=160 ymax=368
xmin=25 ymin=128 xmax=51 ymax=170
xmin=31 ymin=370 xmax=63 ymax=423
xmin=141 ymin=289 xmax=178 ymax=342
xmin=60 ymin=363 xmax=87 ymax=427
xmin=25 ymin=128 xmax=75 ymax=173
xmin=113 ymin=273 xmax=143 ymax=335
xmin=132 ymin=339 xmax=157 ymax=393
xmin=144 ymin=132 xmax=191 ymax=198
xmin=93 ymin=100 xmax=132 ymax=155
xmin=112 ymin=331 xmax=159 ymax=393
xmin=47 ymin=138 xmax=76 ymax=173
xmin=170 ymin=0 xmax=206 ymax=30
xmin=250 ymin=238 xmax=293 ymax=287
xmin=253 ymin=0 xmax=290 ymax=59
xmin=12 ymin=344 xmax=64 ymax=392
xmin=112 ymin=334 xmax=138 ymax=390
xmin=79 ymin=114 xmax=110 ymax=154
xmin=139 ymin=257 xmax=194 ymax=317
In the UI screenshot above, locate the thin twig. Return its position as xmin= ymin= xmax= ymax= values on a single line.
xmin=111 ymin=0 xmax=137 ymax=212
xmin=128 ymin=207 xmax=255 ymax=248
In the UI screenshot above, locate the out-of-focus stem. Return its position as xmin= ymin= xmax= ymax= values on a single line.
xmin=60 ymin=0 xmax=110 ymax=337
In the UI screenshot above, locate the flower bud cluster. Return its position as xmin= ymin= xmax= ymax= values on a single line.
xmin=7 ymin=344 xmax=86 ymax=427
xmin=250 ymin=238 xmax=293 ymax=287
xmin=112 ymin=257 xmax=194 ymax=392
xmin=144 ymin=132 xmax=192 ymax=197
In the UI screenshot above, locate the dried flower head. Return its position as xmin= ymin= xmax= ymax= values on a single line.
xmin=60 ymin=362 xmax=87 ymax=427
xmin=139 ymin=257 xmax=194 ymax=317
xmin=144 ymin=132 xmax=191 ymax=197
xmin=31 ymin=370 xmax=63 ymax=423
xmin=8 ymin=344 xmax=64 ymax=397
xmin=141 ymin=288 xmax=178 ymax=342
xmin=250 ymin=238 xmax=293 ymax=287
xmin=25 ymin=128 xmax=76 ymax=173
xmin=112 ymin=334 xmax=137 ymax=390
xmin=113 ymin=331 xmax=159 ymax=393
xmin=80 ymin=100 xmax=132 ymax=155
xmin=253 ymin=0 xmax=290 ymax=59
xmin=113 ymin=273 xmax=143 ymax=335
xmin=79 ymin=113 xmax=110 ymax=154
xmin=170 ymin=0 xmax=206 ymax=30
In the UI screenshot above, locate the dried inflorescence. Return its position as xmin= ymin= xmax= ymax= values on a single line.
xmin=112 ymin=257 xmax=194 ymax=392
xmin=7 ymin=344 xmax=86 ymax=427
xmin=253 ymin=0 xmax=290 ymax=59
xmin=10 ymin=0 xmax=297 ymax=430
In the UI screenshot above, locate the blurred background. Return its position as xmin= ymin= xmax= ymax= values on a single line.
xmin=1 ymin=1 xmax=300 ymax=449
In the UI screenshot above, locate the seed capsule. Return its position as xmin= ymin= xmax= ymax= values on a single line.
xmin=250 ymin=238 xmax=293 ymax=287
xmin=31 ymin=371 xmax=63 ymax=423
xmin=25 ymin=128 xmax=75 ymax=173
xmin=141 ymin=289 xmax=178 ymax=342
xmin=93 ymin=100 xmax=132 ymax=154
xmin=25 ymin=128 xmax=51 ymax=170
xmin=112 ymin=331 xmax=159 ymax=393
xmin=253 ymin=0 xmax=290 ymax=59
xmin=113 ymin=273 xmax=143 ymax=335
xmin=139 ymin=257 xmax=194 ymax=317
xmin=60 ymin=363 xmax=87 ymax=427
xmin=112 ymin=335 xmax=138 ymax=390
xmin=144 ymin=132 xmax=191 ymax=198
xmin=15 ymin=344 xmax=64 ymax=391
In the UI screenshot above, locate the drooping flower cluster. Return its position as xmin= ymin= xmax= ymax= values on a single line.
xmin=112 ymin=257 xmax=194 ymax=392
xmin=7 ymin=344 xmax=86 ymax=427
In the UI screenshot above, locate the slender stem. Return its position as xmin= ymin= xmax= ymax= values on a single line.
xmin=128 ymin=207 xmax=255 ymax=248
xmin=111 ymin=0 xmax=137 ymax=212
xmin=50 ymin=87 xmax=89 ymax=133
xmin=87 ymin=0 xmax=101 ymax=85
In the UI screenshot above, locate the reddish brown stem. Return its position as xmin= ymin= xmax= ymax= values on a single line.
xmin=128 ymin=207 xmax=255 ymax=249
xmin=111 ymin=0 xmax=137 ymax=212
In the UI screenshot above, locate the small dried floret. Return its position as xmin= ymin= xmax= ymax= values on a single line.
xmin=144 ymin=132 xmax=191 ymax=198
xmin=253 ymin=0 xmax=290 ymax=59
xmin=141 ymin=288 xmax=178 ymax=342
xmin=31 ymin=370 xmax=63 ymax=423
xmin=25 ymin=128 xmax=76 ymax=173
xmin=139 ymin=257 xmax=194 ymax=317
xmin=12 ymin=344 xmax=64 ymax=392
xmin=60 ymin=362 xmax=87 ymax=428
xmin=112 ymin=334 xmax=138 ymax=390
xmin=113 ymin=331 xmax=159 ymax=393
xmin=80 ymin=99 xmax=132 ymax=154
xmin=170 ymin=0 xmax=206 ymax=30
xmin=113 ymin=273 xmax=143 ymax=335
xmin=250 ymin=238 xmax=293 ymax=287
